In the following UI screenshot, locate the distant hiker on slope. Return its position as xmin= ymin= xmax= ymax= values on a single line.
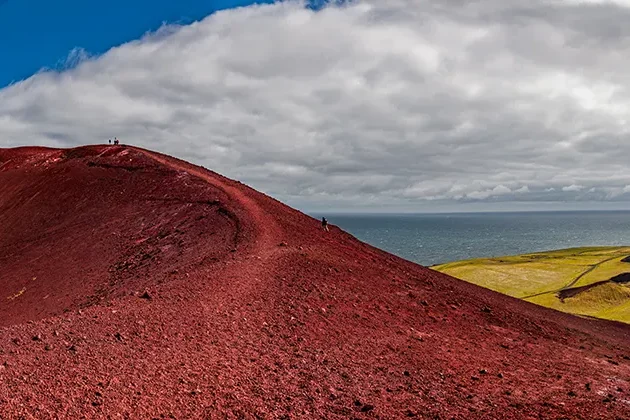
xmin=108 ymin=139 xmax=111 ymax=145
xmin=321 ymin=217 xmax=329 ymax=232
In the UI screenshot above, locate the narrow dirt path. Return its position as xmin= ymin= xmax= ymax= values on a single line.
xmin=561 ymin=255 xmax=621 ymax=290
xmin=131 ymin=147 xmax=284 ymax=254
xmin=523 ymin=254 xmax=622 ymax=299
xmin=132 ymin=147 xmax=293 ymax=328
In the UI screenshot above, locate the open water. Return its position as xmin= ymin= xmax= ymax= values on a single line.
xmin=313 ymin=211 xmax=630 ymax=266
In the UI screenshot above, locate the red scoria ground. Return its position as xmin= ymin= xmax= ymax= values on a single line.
xmin=1 ymin=145 xmax=630 ymax=419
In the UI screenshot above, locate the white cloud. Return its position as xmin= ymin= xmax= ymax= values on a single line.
xmin=3 ymin=0 xmax=630 ymax=211
xmin=562 ymin=184 xmax=584 ymax=192
xmin=467 ymin=185 xmax=512 ymax=200
xmin=561 ymin=0 xmax=630 ymax=7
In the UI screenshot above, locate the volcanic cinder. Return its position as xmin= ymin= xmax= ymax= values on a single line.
xmin=1 ymin=145 xmax=630 ymax=419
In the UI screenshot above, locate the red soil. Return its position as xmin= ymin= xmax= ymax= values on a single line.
xmin=1 ymin=145 xmax=630 ymax=419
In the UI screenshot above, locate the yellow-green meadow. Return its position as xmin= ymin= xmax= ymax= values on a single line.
xmin=433 ymin=247 xmax=630 ymax=323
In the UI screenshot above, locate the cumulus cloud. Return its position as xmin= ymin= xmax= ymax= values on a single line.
xmin=466 ymin=185 xmax=512 ymax=200
xmin=562 ymin=184 xmax=585 ymax=192
xmin=2 ymin=0 xmax=630 ymax=211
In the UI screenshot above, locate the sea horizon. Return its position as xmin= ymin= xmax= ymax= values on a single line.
xmin=315 ymin=209 xmax=630 ymax=216
xmin=309 ymin=210 xmax=630 ymax=266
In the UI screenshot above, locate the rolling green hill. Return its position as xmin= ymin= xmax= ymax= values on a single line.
xmin=433 ymin=247 xmax=630 ymax=323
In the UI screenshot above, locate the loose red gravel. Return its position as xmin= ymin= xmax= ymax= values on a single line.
xmin=1 ymin=145 xmax=630 ymax=419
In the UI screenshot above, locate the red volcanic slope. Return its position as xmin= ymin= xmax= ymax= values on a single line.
xmin=1 ymin=146 xmax=630 ymax=419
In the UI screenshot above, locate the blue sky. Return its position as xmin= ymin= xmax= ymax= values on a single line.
xmin=0 ymin=0 xmax=274 ymax=88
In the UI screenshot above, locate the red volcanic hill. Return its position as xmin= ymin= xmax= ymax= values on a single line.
xmin=1 ymin=145 xmax=630 ymax=419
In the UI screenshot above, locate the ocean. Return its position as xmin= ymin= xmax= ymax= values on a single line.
xmin=313 ymin=211 xmax=630 ymax=266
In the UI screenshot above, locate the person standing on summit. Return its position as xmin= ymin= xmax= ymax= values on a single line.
xmin=321 ymin=217 xmax=329 ymax=232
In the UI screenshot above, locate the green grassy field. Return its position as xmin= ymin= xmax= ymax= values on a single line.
xmin=433 ymin=246 xmax=630 ymax=323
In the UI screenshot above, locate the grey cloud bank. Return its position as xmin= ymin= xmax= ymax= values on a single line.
xmin=2 ymin=0 xmax=630 ymax=212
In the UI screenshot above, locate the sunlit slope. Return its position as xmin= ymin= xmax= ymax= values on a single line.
xmin=3 ymin=146 xmax=630 ymax=418
xmin=434 ymin=247 xmax=630 ymax=323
